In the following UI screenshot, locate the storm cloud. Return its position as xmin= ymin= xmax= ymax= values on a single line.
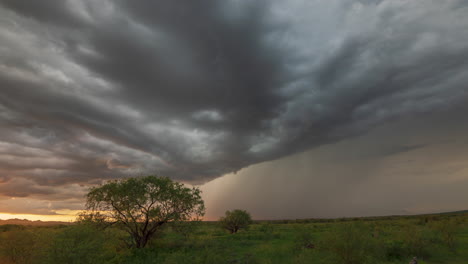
xmin=202 ymin=104 xmax=468 ymax=219
xmin=1 ymin=0 xmax=468 ymax=216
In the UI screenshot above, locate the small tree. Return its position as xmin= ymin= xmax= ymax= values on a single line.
xmin=84 ymin=175 xmax=205 ymax=248
xmin=219 ymin=209 xmax=253 ymax=234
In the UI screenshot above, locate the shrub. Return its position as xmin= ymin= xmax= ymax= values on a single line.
xmin=44 ymin=224 xmax=117 ymax=264
xmin=383 ymin=239 xmax=406 ymax=260
xmin=257 ymin=222 xmax=279 ymax=239
xmin=293 ymin=226 xmax=315 ymax=250
xmin=219 ymin=209 xmax=253 ymax=234
xmin=400 ymin=225 xmax=437 ymax=259
xmin=170 ymin=219 xmax=201 ymax=239
xmin=0 ymin=229 xmax=39 ymax=264
xmin=431 ymin=218 xmax=459 ymax=251
xmin=320 ymin=223 xmax=377 ymax=264
xmin=0 ymin=224 xmax=26 ymax=233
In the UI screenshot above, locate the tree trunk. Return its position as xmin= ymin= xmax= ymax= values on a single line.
xmin=135 ymin=236 xmax=149 ymax=248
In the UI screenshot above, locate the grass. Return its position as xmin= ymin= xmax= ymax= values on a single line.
xmin=1 ymin=213 xmax=468 ymax=263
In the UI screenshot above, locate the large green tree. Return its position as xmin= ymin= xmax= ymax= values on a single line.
xmin=84 ymin=175 xmax=205 ymax=248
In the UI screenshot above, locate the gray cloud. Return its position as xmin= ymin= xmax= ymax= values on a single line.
xmin=1 ymin=0 xmax=468 ymax=215
xmin=202 ymin=106 xmax=468 ymax=219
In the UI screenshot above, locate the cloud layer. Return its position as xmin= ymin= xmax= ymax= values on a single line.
xmin=202 ymin=105 xmax=468 ymax=219
xmin=1 ymin=0 xmax=468 ymax=215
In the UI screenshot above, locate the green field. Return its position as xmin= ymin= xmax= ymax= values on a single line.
xmin=1 ymin=213 xmax=468 ymax=264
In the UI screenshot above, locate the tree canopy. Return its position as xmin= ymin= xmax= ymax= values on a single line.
xmin=219 ymin=209 xmax=253 ymax=234
xmin=84 ymin=175 xmax=205 ymax=248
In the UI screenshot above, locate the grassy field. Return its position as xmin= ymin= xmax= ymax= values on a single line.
xmin=1 ymin=213 xmax=467 ymax=264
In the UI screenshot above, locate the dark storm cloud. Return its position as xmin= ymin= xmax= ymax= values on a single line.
xmin=0 ymin=0 xmax=84 ymax=28
xmin=1 ymin=0 xmax=468 ymax=208
xmin=202 ymin=105 xmax=468 ymax=219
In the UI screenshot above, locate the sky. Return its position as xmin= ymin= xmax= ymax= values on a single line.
xmin=1 ymin=0 xmax=468 ymax=221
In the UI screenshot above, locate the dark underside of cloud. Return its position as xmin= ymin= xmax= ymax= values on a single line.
xmin=1 ymin=0 xmax=468 ymax=211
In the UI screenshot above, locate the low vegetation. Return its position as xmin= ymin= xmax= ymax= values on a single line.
xmin=0 ymin=212 xmax=467 ymax=264
xmin=1 ymin=176 xmax=467 ymax=263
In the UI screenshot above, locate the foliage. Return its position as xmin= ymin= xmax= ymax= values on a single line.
xmin=0 ymin=225 xmax=25 ymax=233
xmin=293 ymin=226 xmax=315 ymax=250
xmin=44 ymin=224 xmax=118 ymax=264
xmin=432 ymin=218 xmax=459 ymax=251
xmin=257 ymin=222 xmax=280 ymax=240
xmin=383 ymin=239 xmax=407 ymax=260
xmin=0 ymin=229 xmax=39 ymax=264
xmin=1 ymin=213 xmax=468 ymax=263
xmin=219 ymin=209 xmax=253 ymax=234
xmin=170 ymin=219 xmax=202 ymax=239
xmin=84 ymin=175 xmax=205 ymax=248
xmin=399 ymin=224 xmax=437 ymax=259
xmin=319 ymin=223 xmax=377 ymax=264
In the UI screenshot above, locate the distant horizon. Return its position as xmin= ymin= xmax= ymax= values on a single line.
xmin=2 ymin=208 xmax=468 ymax=223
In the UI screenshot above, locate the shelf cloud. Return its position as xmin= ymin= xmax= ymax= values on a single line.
xmin=1 ymin=0 xmax=468 ymax=216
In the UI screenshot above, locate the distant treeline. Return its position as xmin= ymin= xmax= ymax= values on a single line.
xmin=254 ymin=211 xmax=468 ymax=224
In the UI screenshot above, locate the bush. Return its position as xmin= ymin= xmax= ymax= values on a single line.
xmin=383 ymin=239 xmax=406 ymax=260
xmin=170 ymin=220 xmax=201 ymax=239
xmin=44 ymin=224 xmax=118 ymax=264
xmin=257 ymin=222 xmax=280 ymax=240
xmin=0 ymin=224 xmax=26 ymax=233
xmin=293 ymin=226 xmax=315 ymax=250
xmin=219 ymin=209 xmax=253 ymax=234
xmin=0 ymin=229 xmax=40 ymax=264
xmin=399 ymin=224 xmax=437 ymax=259
xmin=320 ymin=223 xmax=378 ymax=264
xmin=431 ymin=218 xmax=459 ymax=251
